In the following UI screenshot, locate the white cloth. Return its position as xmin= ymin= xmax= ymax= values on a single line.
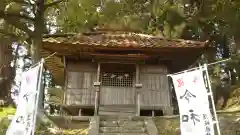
xmin=6 ymin=65 xmax=41 ymax=135
xmin=171 ymin=70 xmax=214 ymax=135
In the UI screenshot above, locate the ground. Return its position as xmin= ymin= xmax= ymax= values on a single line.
xmin=1 ymin=110 xmax=240 ymax=135
xmin=1 ymin=86 xmax=240 ymax=135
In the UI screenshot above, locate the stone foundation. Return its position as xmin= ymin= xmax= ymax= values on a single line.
xmin=1 ymin=113 xmax=240 ymax=135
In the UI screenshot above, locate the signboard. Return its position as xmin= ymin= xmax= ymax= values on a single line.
xmin=6 ymin=63 xmax=43 ymax=135
xmin=170 ymin=69 xmax=214 ymax=135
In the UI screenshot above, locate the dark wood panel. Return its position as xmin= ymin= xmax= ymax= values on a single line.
xmin=67 ymin=62 xmax=97 ymax=72
xmin=140 ymin=90 xmax=170 ymax=107
xmin=67 ymin=72 xmax=97 ymax=89
xmin=139 ymin=65 xmax=171 ymax=107
xmin=100 ymin=87 xmax=135 ymax=105
xmin=140 ymin=65 xmax=168 ymax=74
xmin=65 ymin=88 xmax=95 ymax=105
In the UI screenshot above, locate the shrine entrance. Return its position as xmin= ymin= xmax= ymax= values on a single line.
xmin=99 ymin=63 xmax=136 ymax=106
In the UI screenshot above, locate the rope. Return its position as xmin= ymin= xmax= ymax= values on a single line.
xmin=28 ymin=52 xmax=57 ymax=69
xmin=167 ymin=58 xmax=232 ymax=76
xmin=24 ymin=52 xmax=57 ymax=72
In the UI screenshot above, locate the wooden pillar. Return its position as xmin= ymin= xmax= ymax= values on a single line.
xmin=60 ymin=56 xmax=67 ymax=115
xmin=135 ymin=64 xmax=142 ymax=116
xmin=94 ymin=63 xmax=101 ymax=116
xmin=152 ymin=110 xmax=155 ymax=117
xmin=78 ymin=109 xmax=82 ymax=116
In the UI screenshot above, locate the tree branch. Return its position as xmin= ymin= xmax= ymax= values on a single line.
xmin=0 ymin=29 xmax=19 ymax=38
xmin=4 ymin=18 xmax=34 ymax=36
xmin=0 ymin=10 xmax=35 ymax=21
xmin=12 ymin=0 xmax=30 ymax=5
xmin=44 ymin=0 xmax=67 ymax=9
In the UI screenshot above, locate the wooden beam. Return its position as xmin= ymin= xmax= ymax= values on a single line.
xmin=78 ymin=109 xmax=82 ymax=116
xmin=90 ymin=53 xmax=150 ymax=59
xmin=61 ymin=56 xmax=67 ymax=115
xmin=97 ymin=63 xmax=101 ymax=81
xmin=94 ymin=63 xmax=101 ymax=116
xmin=136 ymin=64 xmax=141 ymax=116
xmin=94 ymin=59 xmax=145 ymax=64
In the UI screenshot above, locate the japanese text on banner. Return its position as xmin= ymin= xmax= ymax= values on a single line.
xmin=171 ymin=70 xmax=214 ymax=135
xmin=6 ymin=65 xmax=41 ymax=135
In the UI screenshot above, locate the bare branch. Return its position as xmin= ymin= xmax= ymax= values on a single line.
xmin=44 ymin=0 xmax=67 ymax=9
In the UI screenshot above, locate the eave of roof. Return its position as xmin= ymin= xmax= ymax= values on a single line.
xmin=42 ymin=32 xmax=209 ymax=51
xmin=41 ymin=31 xmax=210 ymax=86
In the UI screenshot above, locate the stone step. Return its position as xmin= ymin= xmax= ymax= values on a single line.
xmin=100 ymin=120 xmax=145 ymax=128
xmin=99 ymin=127 xmax=146 ymax=133
xmin=98 ymin=133 xmax=148 ymax=135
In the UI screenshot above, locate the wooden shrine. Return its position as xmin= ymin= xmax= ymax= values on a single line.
xmin=41 ymin=31 xmax=211 ymax=116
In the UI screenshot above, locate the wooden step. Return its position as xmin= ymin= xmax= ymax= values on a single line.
xmin=99 ymin=106 xmax=136 ymax=112
xmin=99 ymin=105 xmax=136 ymax=116
xmin=99 ymin=111 xmax=135 ymax=116
xmin=98 ymin=133 xmax=148 ymax=135
xmin=100 ymin=116 xmax=146 ymax=121
xmin=99 ymin=127 xmax=146 ymax=133
xmin=100 ymin=120 xmax=144 ymax=128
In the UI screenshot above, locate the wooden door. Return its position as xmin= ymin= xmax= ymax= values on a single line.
xmin=100 ymin=86 xmax=135 ymax=105
xmin=99 ymin=64 xmax=136 ymax=105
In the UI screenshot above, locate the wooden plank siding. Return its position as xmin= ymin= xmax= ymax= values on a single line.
xmin=65 ymin=88 xmax=95 ymax=105
xmin=100 ymin=87 xmax=135 ymax=105
xmin=64 ymin=62 xmax=171 ymax=110
xmin=100 ymin=71 xmax=136 ymax=105
xmin=139 ymin=65 xmax=171 ymax=109
xmin=65 ymin=62 xmax=97 ymax=106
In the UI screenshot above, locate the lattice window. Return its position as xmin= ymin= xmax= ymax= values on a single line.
xmin=101 ymin=72 xmax=133 ymax=87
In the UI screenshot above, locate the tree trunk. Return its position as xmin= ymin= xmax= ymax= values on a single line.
xmin=0 ymin=36 xmax=15 ymax=103
xmin=233 ymin=38 xmax=240 ymax=79
xmin=31 ymin=0 xmax=45 ymax=63
xmin=30 ymin=0 xmax=45 ymax=116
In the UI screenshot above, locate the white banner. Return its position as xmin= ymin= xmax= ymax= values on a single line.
xmin=171 ymin=69 xmax=214 ymax=135
xmin=6 ymin=64 xmax=42 ymax=135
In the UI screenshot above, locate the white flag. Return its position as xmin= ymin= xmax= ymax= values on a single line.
xmin=6 ymin=64 xmax=42 ymax=135
xmin=171 ymin=69 xmax=214 ymax=135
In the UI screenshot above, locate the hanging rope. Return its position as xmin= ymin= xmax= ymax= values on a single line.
xmin=27 ymin=52 xmax=57 ymax=70
xmin=167 ymin=58 xmax=232 ymax=76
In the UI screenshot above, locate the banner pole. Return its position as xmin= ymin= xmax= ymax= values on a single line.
xmin=31 ymin=58 xmax=45 ymax=135
xmin=204 ymin=64 xmax=221 ymax=135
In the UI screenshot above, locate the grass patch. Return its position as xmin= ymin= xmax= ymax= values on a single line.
xmin=0 ymin=106 xmax=16 ymax=117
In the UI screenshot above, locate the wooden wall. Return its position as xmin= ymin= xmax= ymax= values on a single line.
xmin=100 ymin=87 xmax=135 ymax=105
xmin=139 ymin=65 xmax=171 ymax=109
xmin=65 ymin=62 xmax=97 ymax=106
xmin=65 ymin=61 xmax=171 ymax=110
